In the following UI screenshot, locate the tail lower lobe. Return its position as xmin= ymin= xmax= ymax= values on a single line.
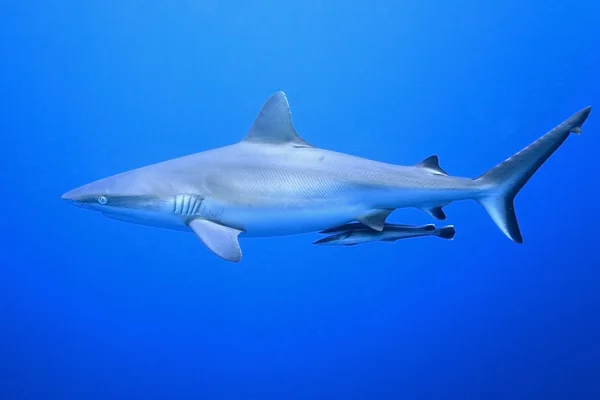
xmin=474 ymin=106 xmax=592 ymax=243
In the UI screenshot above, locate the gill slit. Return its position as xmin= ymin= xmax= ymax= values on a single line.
xmin=173 ymin=195 xmax=203 ymax=216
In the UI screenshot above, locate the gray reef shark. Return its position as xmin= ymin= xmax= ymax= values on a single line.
xmin=314 ymin=222 xmax=456 ymax=246
xmin=62 ymin=92 xmax=592 ymax=262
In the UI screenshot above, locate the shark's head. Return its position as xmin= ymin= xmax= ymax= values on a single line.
xmin=61 ymin=168 xmax=189 ymax=229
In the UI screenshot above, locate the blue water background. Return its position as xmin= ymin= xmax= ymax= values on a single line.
xmin=2 ymin=1 xmax=600 ymax=399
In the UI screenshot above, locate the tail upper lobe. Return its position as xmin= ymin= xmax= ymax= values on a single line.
xmin=474 ymin=106 xmax=592 ymax=243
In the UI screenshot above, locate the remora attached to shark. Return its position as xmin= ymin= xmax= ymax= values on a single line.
xmin=62 ymin=92 xmax=592 ymax=262
xmin=314 ymin=222 xmax=456 ymax=246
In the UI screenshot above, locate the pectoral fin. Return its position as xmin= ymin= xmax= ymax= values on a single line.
xmin=189 ymin=219 xmax=244 ymax=262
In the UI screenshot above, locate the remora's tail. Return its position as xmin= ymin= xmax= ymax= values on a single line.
xmin=435 ymin=225 xmax=456 ymax=240
xmin=474 ymin=106 xmax=592 ymax=243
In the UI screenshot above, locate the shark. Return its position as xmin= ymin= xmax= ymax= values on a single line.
xmin=61 ymin=91 xmax=592 ymax=262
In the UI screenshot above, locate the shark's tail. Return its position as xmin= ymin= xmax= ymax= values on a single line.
xmin=474 ymin=106 xmax=592 ymax=243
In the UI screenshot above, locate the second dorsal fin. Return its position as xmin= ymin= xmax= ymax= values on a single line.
xmin=242 ymin=91 xmax=312 ymax=147
xmin=416 ymin=155 xmax=448 ymax=176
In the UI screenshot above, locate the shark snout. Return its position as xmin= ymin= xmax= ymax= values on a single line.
xmin=61 ymin=190 xmax=75 ymax=201
xmin=61 ymin=186 xmax=86 ymax=202
xmin=61 ymin=183 xmax=100 ymax=208
xmin=61 ymin=188 xmax=86 ymax=209
xmin=61 ymin=177 xmax=109 ymax=202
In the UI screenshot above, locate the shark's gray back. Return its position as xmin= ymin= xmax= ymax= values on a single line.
xmin=148 ymin=142 xmax=444 ymax=204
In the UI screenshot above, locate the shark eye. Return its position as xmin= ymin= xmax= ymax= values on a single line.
xmin=97 ymin=195 xmax=108 ymax=205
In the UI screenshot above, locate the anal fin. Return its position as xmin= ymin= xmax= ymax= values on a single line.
xmin=357 ymin=209 xmax=394 ymax=231
xmin=189 ymin=219 xmax=244 ymax=262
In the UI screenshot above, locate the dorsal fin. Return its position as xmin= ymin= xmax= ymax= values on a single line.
xmin=242 ymin=91 xmax=312 ymax=147
xmin=416 ymin=155 xmax=448 ymax=176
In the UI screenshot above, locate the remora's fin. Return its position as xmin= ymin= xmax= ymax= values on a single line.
xmin=319 ymin=221 xmax=413 ymax=234
xmin=474 ymin=106 xmax=592 ymax=243
xmin=435 ymin=225 xmax=456 ymax=240
xmin=189 ymin=219 xmax=244 ymax=262
xmin=422 ymin=224 xmax=437 ymax=232
xmin=357 ymin=209 xmax=394 ymax=231
xmin=416 ymin=155 xmax=448 ymax=176
xmin=421 ymin=206 xmax=447 ymax=220
xmin=242 ymin=91 xmax=312 ymax=147
xmin=320 ymin=223 xmax=365 ymax=234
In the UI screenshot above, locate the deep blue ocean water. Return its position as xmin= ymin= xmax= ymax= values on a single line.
xmin=2 ymin=1 xmax=600 ymax=399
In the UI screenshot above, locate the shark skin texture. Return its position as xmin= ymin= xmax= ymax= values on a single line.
xmin=62 ymin=92 xmax=592 ymax=262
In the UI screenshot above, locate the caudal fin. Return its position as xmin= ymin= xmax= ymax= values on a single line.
xmin=475 ymin=106 xmax=592 ymax=243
